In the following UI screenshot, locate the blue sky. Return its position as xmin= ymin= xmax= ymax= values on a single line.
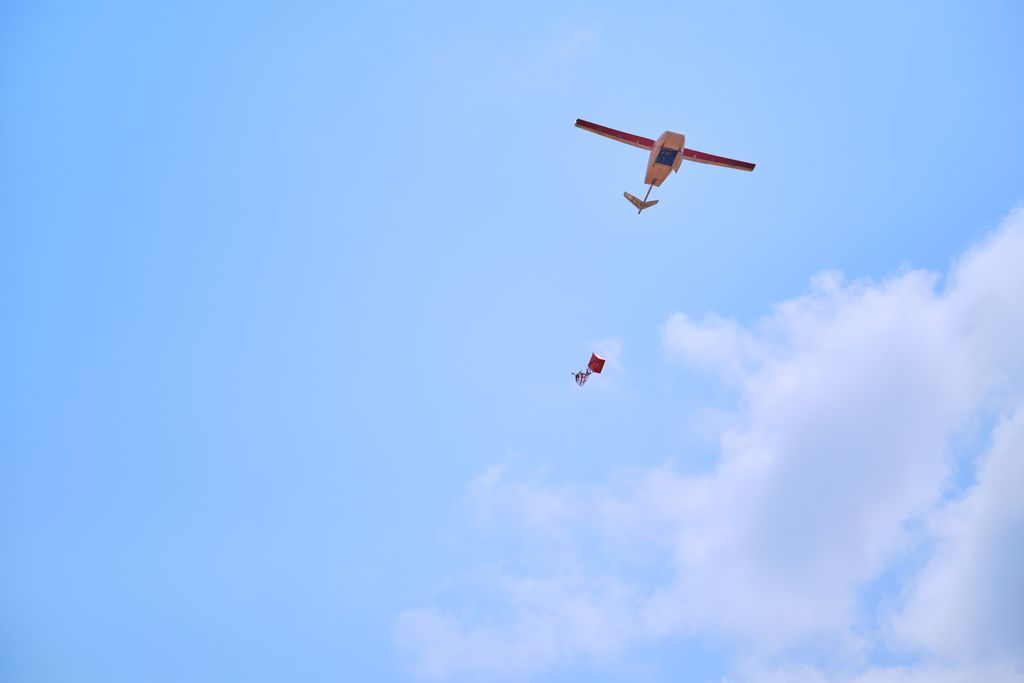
xmin=2 ymin=2 xmax=1023 ymax=682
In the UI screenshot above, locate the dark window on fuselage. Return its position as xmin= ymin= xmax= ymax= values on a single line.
xmin=655 ymin=147 xmax=679 ymax=166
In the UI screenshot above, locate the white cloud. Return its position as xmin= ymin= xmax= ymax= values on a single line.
xmin=396 ymin=209 xmax=1024 ymax=680
xmin=890 ymin=407 xmax=1024 ymax=664
xmin=395 ymin=573 xmax=640 ymax=679
xmin=662 ymin=311 xmax=762 ymax=382
xmin=468 ymin=463 xmax=575 ymax=535
xmin=722 ymin=661 xmax=1024 ymax=683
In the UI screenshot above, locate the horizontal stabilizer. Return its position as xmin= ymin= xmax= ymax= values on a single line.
xmin=624 ymin=192 xmax=659 ymax=212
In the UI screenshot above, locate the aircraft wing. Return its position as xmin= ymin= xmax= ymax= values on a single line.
xmin=575 ymin=119 xmax=654 ymax=150
xmin=682 ymin=148 xmax=756 ymax=172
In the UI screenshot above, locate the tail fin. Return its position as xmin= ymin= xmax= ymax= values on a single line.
xmin=624 ymin=192 xmax=659 ymax=213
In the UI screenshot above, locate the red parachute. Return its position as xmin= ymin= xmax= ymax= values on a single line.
xmin=573 ymin=353 xmax=605 ymax=386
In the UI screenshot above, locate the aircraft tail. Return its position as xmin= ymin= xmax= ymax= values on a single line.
xmin=624 ymin=191 xmax=658 ymax=213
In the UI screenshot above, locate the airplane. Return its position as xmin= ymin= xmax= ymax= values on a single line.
xmin=575 ymin=118 xmax=755 ymax=213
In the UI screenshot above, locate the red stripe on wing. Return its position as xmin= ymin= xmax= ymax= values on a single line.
xmin=682 ymin=148 xmax=756 ymax=172
xmin=575 ymin=119 xmax=654 ymax=150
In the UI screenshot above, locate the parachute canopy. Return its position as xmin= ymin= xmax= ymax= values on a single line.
xmin=588 ymin=353 xmax=606 ymax=374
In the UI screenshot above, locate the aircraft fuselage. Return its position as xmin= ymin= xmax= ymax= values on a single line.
xmin=644 ymin=131 xmax=686 ymax=187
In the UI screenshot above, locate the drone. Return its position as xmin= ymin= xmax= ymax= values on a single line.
xmin=573 ymin=353 xmax=606 ymax=387
xmin=575 ymin=118 xmax=755 ymax=213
